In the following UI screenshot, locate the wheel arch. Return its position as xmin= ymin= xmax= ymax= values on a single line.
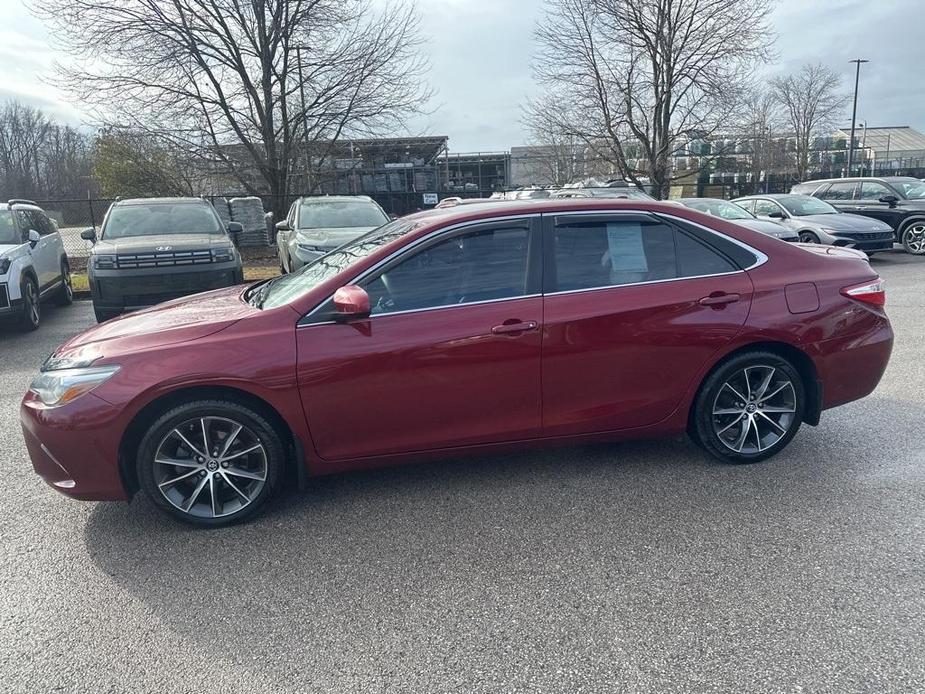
xmin=898 ymin=215 xmax=925 ymax=235
xmin=118 ymin=384 xmax=307 ymax=496
xmin=687 ymin=340 xmax=822 ymax=435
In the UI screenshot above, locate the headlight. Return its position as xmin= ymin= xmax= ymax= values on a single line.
xmin=29 ymin=365 xmax=120 ymax=408
xmin=93 ymin=254 xmax=116 ymax=269
xmin=0 ymin=257 xmax=10 ymax=275
xmin=212 ymin=246 xmax=235 ymax=263
xmin=297 ymin=244 xmax=324 ymax=253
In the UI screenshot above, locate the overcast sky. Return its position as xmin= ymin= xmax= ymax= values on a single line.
xmin=2 ymin=0 xmax=922 ymax=152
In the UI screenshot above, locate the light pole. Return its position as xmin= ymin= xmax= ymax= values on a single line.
xmin=847 ymin=58 xmax=869 ymax=176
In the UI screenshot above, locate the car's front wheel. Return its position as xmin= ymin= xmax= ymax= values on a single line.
xmin=136 ymin=399 xmax=285 ymax=526
xmin=798 ymin=231 xmax=821 ymax=244
xmin=19 ymin=276 xmax=40 ymax=331
xmin=693 ymin=352 xmax=805 ymax=464
xmin=901 ymin=222 xmax=925 ymax=255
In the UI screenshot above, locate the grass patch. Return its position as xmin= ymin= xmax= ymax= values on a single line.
xmin=70 ymin=265 xmax=280 ymax=295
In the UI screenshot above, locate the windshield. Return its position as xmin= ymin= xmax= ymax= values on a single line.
xmin=0 ymin=211 xmax=20 ymax=245
xmin=259 ymin=219 xmax=422 ymax=309
xmin=298 ymin=201 xmax=389 ymax=229
xmin=892 ymin=180 xmax=925 ymax=199
xmin=102 ymin=204 xmax=224 ymax=239
xmin=779 ymin=197 xmax=839 ymax=216
xmin=683 ymin=199 xmax=753 ymax=220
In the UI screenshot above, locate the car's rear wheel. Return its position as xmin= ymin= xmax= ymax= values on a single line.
xmin=55 ymin=259 xmax=73 ymax=306
xmin=693 ymin=352 xmax=805 ymax=464
xmin=901 ymin=223 xmax=925 ymax=255
xmin=136 ymin=400 xmax=284 ymax=526
xmin=19 ymin=276 xmax=40 ymax=331
xmin=798 ymin=231 xmax=820 ymax=244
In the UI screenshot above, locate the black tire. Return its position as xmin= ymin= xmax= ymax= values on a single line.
xmin=136 ymin=399 xmax=285 ymax=527
xmin=19 ymin=275 xmax=40 ymax=331
xmin=55 ymin=259 xmax=73 ymax=306
xmin=692 ymin=351 xmax=805 ymax=465
xmin=93 ymin=305 xmax=120 ymax=323
xmin=901 ymin=222 xmax=925 ymax=255
xmin=798 ymin=231 xmax=820 ymax=244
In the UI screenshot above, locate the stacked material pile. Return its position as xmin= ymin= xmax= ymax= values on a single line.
xmin=229 ymin=197 xmax=270 ymax=247
xmin=212 ymin=197 xmax=232 ymax=225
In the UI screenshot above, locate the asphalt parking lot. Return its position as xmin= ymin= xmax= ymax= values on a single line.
xmin=1 ymin=253 xmax=923 ymax=693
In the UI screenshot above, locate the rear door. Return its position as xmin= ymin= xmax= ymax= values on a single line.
xmin=32 ymin=211 xmax=63 ymax=288
xmin=816 ymin=181 xmax=859 ymax=213
xmin=541 ymin=212 xmax=755 ymax=436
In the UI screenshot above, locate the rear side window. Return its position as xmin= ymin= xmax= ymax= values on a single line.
xmin=550 ymin=219 xmax=737 ymax=292
xmin=819 ymin=182 xmax=857 ymax=200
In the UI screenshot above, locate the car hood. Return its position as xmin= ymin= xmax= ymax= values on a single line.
xmin=48 ymin=286 xmax=256 ymax=366
xmin=92 ymin=233 xmax=232 ymax=254
xmin=797 ymin=214 xmax=892 ymax=232
xmin=735 ymin=219 xmax=798 ymax=238
xmin=294 ymin=227 xmax=377 ymax=248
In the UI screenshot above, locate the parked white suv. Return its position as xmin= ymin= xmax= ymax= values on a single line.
xmin=0 ymin=200 xmax=73 ymax=330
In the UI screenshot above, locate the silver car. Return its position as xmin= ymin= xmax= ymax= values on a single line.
xmin=677 ymin=198 xmax=799 ymax=241
xmin=276 ymin=195 xmax=390 ymax=273
xmin=732 ymin=194 xmax=895 ymax=255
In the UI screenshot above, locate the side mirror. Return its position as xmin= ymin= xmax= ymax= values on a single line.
xmin=332 ymin=285 xmax=371 ymax=321
xmin=226 ymin=221 xmax=243 ymax=233
xmin=80 ymin=227 xmax=97 ymax=242
xmin=767 ymin=210 xmax=785 ymax=219
xmin=28 ymin=229 xmax=40 ymax=247
xmin=275 ymin=220 xmax=291 ymax=231
xmin=879 ymin=194 xmax=899 ymax=207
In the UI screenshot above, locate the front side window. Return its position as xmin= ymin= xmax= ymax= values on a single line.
xmin=298 ymin=201 xmax=389 ymax=230
xmin=858 ymin=181 xmax=894 ymax=200
xmin=551 ymin=219 xmax=736 ymax=292
xmin=892 ymin=180 xmax=925 ymax=199
xmin=753 ymin=200 xmax=784 ymax=218
xmin=102 ymin=204 xmax=224 ymax=239
xmin=819 ymin=182 xmax=857 ymax=201
xmin=364 ymin=225 xmax=530 ymax=315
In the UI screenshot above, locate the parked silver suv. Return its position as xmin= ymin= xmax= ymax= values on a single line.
xmin=0 ymin=199 xmax=72 ymax=330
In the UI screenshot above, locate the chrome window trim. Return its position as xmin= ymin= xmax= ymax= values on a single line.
xmin=299 ymin=213 xmax=541 ymax=326
xmin=298 ymin=208 xmax=769 ymax=326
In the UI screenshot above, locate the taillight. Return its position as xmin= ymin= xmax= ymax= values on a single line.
xmin=841 ymin=278 xmax=886 ymax=307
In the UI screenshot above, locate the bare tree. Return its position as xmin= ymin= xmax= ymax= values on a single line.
xmin=770 ymin=63 xmax=848 ymax=181
xmin=93 ymin=128 xmax=198 ymax=198
xmin=531 ymin=0 xmax=775 ymax=198
xmin=735 ymin=87 xmax=787 ymax=192
xmin=0 ymin=100 xmax=93 ymax=199
xmin=34 ymin=0 xmax=432 ymax=215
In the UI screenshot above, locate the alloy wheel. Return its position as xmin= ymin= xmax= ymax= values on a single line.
xmin=904 ymin=224 xmax=925 ymax=254
xmin=153 ymin=416 xmax=268 ymax=519
xmin=799 ymin=232 xmax=819 ymax=244
xmin=63 ymin=268 xmax=73 ymax=301
xmin=26 ymin=281 xmax=40 ymax=326
xmin=712 ymin=365 xmax=797 ymax=455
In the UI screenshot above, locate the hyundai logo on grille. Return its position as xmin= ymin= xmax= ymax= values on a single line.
xmin=155 ymin=246 xmax=173 ymax=252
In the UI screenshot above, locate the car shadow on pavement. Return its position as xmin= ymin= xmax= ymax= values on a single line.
xmin=80 ymin=395 xmax=924 ymax=687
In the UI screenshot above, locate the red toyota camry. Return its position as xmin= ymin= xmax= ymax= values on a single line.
xmin=21 ymin=199 xmax=893 ymax=526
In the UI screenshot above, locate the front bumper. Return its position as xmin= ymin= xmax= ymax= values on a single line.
xmin=89 ymin=262 xmax=244 ymax=311
xmin=830 ymin=232 xmax=894 ymax=252
xmin=291 ymin=245 xmax=330 ymax=270
xmin=20 ymin=390 xmax=129 ymax=501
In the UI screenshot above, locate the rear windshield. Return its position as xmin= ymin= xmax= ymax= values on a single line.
xmin=682 ymin=199 xmax=753 ymax=220
xmin=0 ymin=211 xmax=20 ymax=245
xmin=298 ymin=201 xmax=389 ymax=230
xmin=102 ymin=204 xmax=224 ymax=239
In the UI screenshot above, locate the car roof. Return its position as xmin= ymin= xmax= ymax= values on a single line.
xmin=677 ymin=197 xmax=729 ymax=203
xmin=733 ymin=194 xmax=809 ymax=201
xmin=115 ymin=197 xmax=210 ymax=206
xmin=401 ymin=197 xmax=693 ymax=224
xmin=800 ymin=176 xmax=920 ymax=185
xmin=298 ymin=195 xmax=376 ymax=204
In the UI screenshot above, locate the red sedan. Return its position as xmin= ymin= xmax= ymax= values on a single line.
xmin=21 ymin=199 xmax=893 ymax=526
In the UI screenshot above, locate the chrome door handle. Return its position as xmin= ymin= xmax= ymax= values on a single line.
xmin=491 ymin=320 xmax=538 ymax=335
xmin=699 ymin=293 xmax=740 ymax=307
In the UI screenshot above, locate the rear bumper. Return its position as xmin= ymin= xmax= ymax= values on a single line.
xmin=90 ymin=263 xmax=244 ymax=311
xmin=20 ymin=391 xmax=128 ymax=501
xmin=814 ymin=318 xmax=894 ymax=411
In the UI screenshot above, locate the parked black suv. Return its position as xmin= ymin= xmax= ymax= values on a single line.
xmin=792 ymin=176 xmax=925 ymax=254
xmin=82 ymin=198 xmax=244 ymax=322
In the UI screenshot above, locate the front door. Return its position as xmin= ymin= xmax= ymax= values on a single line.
xmin=541 ymin=213 xmax=754 ymax=436
xmin=855 ymin=180 xmax=905 ymax=231
xmin=296 ymin=218 xmax=544 ymax=461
